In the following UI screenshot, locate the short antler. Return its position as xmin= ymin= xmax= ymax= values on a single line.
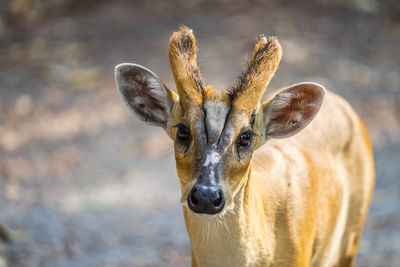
xmin=230 ymin=36 xmax=282 ymax=116
xmin=168 ymin=26 xmax=205 ymax=109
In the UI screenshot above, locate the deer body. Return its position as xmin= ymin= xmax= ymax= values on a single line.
xmin=115 ymin=26 xmax=374 ymax=267
xmin=185 ymin=91 xmax=374 ymax=267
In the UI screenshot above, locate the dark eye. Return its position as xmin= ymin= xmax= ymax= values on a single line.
xmin=175 ymin=123 xmax=190 ymax=141
xmin=237 ymin=131 xmax=255 ymax=147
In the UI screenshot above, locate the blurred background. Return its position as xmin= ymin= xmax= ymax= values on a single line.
xmin=0 ymin=0 xmax=399 ymax=266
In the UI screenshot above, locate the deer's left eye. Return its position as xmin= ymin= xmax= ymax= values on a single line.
xmin=237 ymin=131 xmax=255 ymax=147
xmin=174 ymin=123 xmax=190 ymax=141
xmin=177 ymin=126 xmax=189 ymax=140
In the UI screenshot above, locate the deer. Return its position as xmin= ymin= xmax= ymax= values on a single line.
xmin=114 ymin=26 xmax=374 ymax=267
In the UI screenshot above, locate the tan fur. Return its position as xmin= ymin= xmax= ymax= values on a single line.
xmin=168 ymin=28 xmax=373 ymax=267
xmin=231 ymin=36 xmax=282 ymax=117
xmin=168 ymin=26 xmax=205 ymax=108
xmin=177 ymin=91 xmax=374 ymax=267
xmin=116 ymin=26 xmax=375 ymax=267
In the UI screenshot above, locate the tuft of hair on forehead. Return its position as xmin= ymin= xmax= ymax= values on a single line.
xmin=168 ymin=25 xmax=205 ymax=109
xmin=229 ymin=35 xmax=282 ymax=116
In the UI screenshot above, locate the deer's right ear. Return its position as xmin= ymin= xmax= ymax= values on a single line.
xmin=115 ymin=63 xmax=179 ymax=129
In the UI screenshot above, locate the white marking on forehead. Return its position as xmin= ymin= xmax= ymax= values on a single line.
xmin=210 ymin=169 xmax=215 ymax=181
xmin=203 ymin=150 xmax=220 ymax=167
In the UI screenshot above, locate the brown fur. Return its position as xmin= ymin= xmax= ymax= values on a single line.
xmin=230 ymin=36 xmax=282 ymax=117
xmin=115 ymin=26 xmax=375 ymax=267
xmin=168 ymin=26 xmax=205 ymax=109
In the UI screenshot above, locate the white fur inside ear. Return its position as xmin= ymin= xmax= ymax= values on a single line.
xmin=146 ymin=75 xmax=164 ymax=92
xmin=265 ymin=82 xmax=325 ymax=139
xmin=269 ymin=90 xmax=292 ymax=110
xmin=115 ymin=63 xmax=173 ymax=127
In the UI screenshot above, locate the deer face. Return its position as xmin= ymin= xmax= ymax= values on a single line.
xmin=115 ymin=26 xmax=325 ymax=216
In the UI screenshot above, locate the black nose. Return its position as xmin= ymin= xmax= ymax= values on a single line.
xmin=187 ymin=185 xmax=225 ymax=214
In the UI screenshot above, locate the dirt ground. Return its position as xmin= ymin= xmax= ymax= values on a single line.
xmin=0 ymin=0 xmax=399 ymax=266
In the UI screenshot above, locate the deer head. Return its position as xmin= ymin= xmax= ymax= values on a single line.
xmin=115 ymin=26 xmax=325 ymax=216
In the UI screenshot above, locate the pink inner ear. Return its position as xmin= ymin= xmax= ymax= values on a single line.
xmin=267 ymin=84 xmax=324 ymax=139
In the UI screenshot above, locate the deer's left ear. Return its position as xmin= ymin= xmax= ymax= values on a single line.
xmin=259 ymin=82 xmax=325 ymax=140
xmin=115 ymin=63 xmax=179 ymax=129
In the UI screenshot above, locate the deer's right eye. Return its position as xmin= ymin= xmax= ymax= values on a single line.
xmin=237 ymin=130 xmax=256 ymax=148
xmin=174 ymin=123 xmax=190 ymax=141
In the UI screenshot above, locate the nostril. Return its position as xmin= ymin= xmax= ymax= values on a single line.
xmin=190 ymin=192 xmax=199 ymax=206
xmin=189 ymin=188 xmax=199 ymax=206
xmin=213 ymin=196 xmax=222 ymax=207
xmin=213 ymin=190 xmax=224 ymax=207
